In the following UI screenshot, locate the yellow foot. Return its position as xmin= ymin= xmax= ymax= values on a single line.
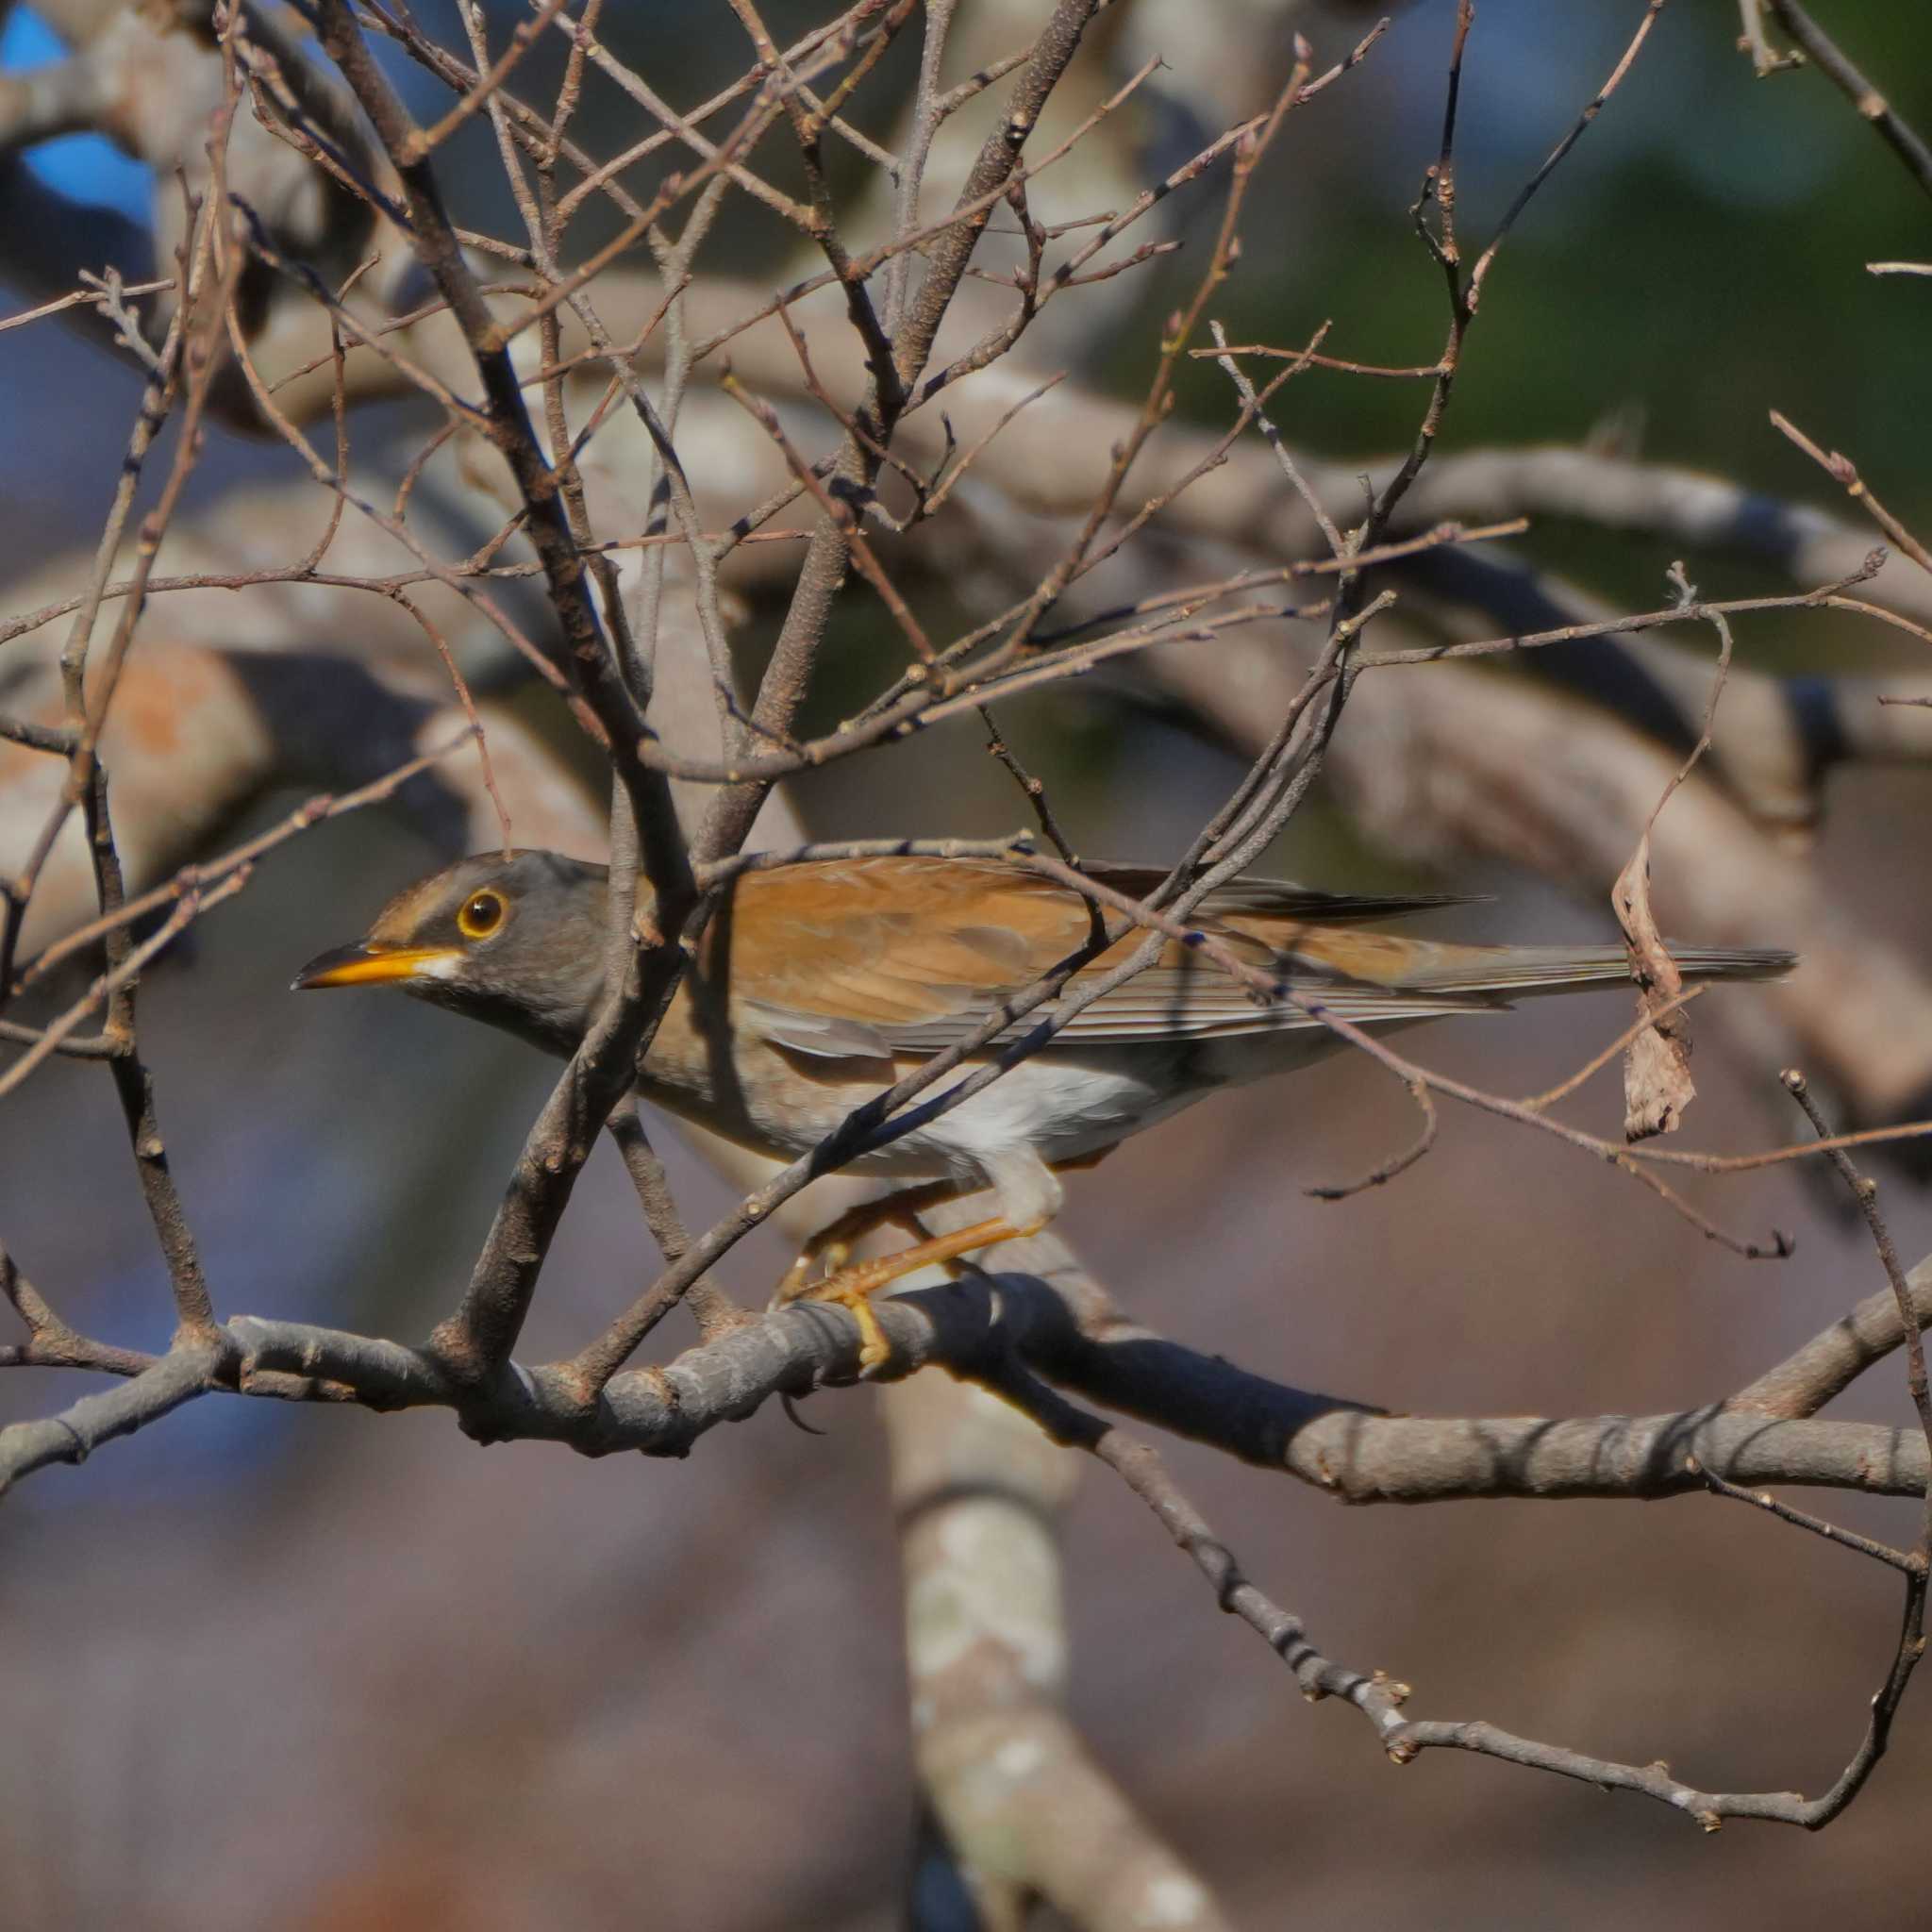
xmin=823 ymin=1274 xmax=893 ymax=1374
xmin=773 ymin=1249 xmax=892 ymax=1373
xmin=772 ymin=1212 xmax=1047 ymax=1375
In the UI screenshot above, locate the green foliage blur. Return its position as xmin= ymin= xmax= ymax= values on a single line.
xmin=1200 ymin=1 xmax=1932 ymax=646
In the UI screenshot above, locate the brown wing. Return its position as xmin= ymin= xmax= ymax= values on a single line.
xmin=706 ymin=856 xmax=1499 ymax=1058
xmin=1077 ymin=862 xmax=1481 ymax=925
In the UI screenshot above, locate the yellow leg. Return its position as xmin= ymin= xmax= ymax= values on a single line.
xmin=773 ymin=1178 xmax=968 ymax=1313
xmin=775 ymin=1213 xmax=1044 ymax=1373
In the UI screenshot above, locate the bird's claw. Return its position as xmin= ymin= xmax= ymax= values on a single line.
xmin=771 ymin=1241 xmax=894 ymax=1374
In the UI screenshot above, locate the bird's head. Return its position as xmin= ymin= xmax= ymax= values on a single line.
xmin=293 ymin=850 xmax=612 ymax=1057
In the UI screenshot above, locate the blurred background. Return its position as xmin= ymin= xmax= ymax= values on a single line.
xmin=4 ymin=1 xmax=1932 ymax=1925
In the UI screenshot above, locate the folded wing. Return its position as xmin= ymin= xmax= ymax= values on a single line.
xmin=711 ymin=857 xmax=1790 ymax=1058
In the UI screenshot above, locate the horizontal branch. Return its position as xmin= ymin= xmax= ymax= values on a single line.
xmin=5 ymin=1272 xmax=1925 ymax=1507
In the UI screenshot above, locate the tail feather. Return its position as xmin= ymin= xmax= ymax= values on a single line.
xmin=1409 ymin=942 xmax=1795 ymax=998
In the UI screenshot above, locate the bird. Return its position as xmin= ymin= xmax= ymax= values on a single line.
xmin=293 ymin=849 xmax=1793 ymax=1365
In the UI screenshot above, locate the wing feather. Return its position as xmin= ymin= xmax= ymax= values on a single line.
xmin=706 ymin=857 xmax=1782 ymax=1059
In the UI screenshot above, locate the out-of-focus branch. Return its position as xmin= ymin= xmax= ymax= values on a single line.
xmin=1387 ymin=540 xmax=1932 ymax=841
xmin=888 ymin=1369 xmax=1232 ymax=1932
xmin=0 ymin=640 xmax=601 ymax=963
xmin=1150 ymin=619 xmax=1932 ymax=1130
xmin=697 ymin=0 xmax=1108 ymax=861
xmin=2 ymin=0 xmax=418 ymax=391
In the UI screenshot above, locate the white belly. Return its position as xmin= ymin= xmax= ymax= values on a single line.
xmin=865 ymin=1029 xmax=1347 ymax=1181
xmin=643 ymin=1024 xmax=1363 ymax=1222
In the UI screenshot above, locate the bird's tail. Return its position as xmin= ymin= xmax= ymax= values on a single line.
xmin=1398 ymin=941 xmax=1795 ymax=999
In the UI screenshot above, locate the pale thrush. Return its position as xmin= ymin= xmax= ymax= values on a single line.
xmin=294 ymin=851 xmax=1792 ymax=1361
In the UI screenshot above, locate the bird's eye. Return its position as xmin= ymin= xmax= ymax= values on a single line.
xmin=458 ymin=890 xmax=506 ymax=939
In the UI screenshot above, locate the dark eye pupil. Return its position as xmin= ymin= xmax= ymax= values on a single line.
xmin=466 ymin=895 xmax=499 ymax=930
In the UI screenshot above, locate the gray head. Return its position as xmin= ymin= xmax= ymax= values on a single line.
xmin=292 ymin=850 xmax=612 ymax=1058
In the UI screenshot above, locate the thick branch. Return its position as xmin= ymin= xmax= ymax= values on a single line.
xmin=1 ymin=1275 xmax=1918 ymax=1507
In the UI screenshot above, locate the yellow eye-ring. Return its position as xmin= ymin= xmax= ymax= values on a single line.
xmin=458 ymin=889 xmax=507 ymax=939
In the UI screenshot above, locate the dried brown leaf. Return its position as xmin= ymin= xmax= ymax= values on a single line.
xmin=1613 ymin=833 xmax=1693 ymax=1141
